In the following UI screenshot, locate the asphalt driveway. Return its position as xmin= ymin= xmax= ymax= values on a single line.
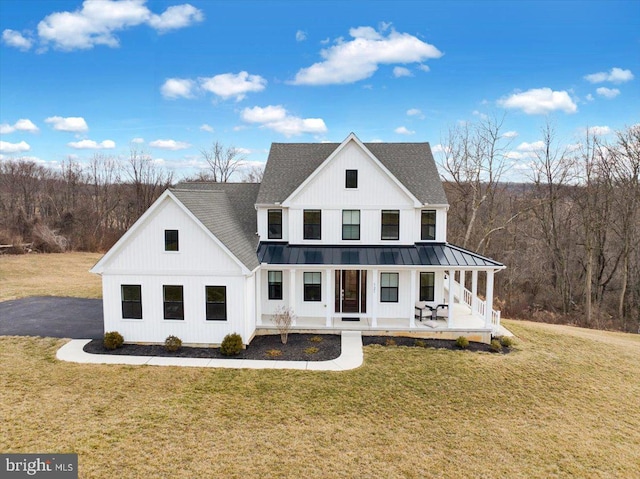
xmin=0 ymin=297 xmax=103 ymax=339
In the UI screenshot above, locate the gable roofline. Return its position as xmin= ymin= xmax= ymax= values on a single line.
xmin=90 ymin=189 xmax=251 ymax=275
xmin=281 ymin=133 xmax=422 ymax=207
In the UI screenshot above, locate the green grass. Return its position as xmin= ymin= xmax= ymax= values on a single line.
xmin=0 ymin=252 xmax=103 ymax=301
xmin=1 ymin=320 xmax=639 ymax=478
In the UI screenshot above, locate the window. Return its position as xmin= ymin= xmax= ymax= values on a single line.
xmin=206 ymin=286 xmax=226 ymax=320
xmin=345 ymin=169 xmax=358 ymax=188
xmin=304 ymin=210 xmax=321 ymax=240
xmin=267 ymin=209 xmax=282 ymax=239
xmin=381 ymin=210 xmax=400 ymax=240
xmin=121 ymin=285 xmax=142 ymax=319
xmin=380 ymin=273 xmax=399 ymax=302
xmin=304 ymin=272 xmax=322 ymax=301
xmin=165 ymin=229 xmax=179 ymax=251
xmin=420 ymin=272 xmax=435 ymax=302
xmin=268 ymin=271 xmax=283 ymax=300
xmin=163 ymin=285 xmax=184 ymax=320
xmin=421 ymin=210 xmax=436 ymax=241
xmin=342 ymin=210 xmax=360 ymax=240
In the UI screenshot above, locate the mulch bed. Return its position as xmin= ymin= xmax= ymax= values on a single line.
xmin=363 ymin=336 xmax=509 ymax=353
xmin=84 ymin=333 xmax=342 ymax=361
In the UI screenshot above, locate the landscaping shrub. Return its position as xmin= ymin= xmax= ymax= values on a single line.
xmin=273 ymin=306 xmax=296 ymax=344
xmin=220 ymin=333 xmax=243 ymax=356
xmin=304 ymin=347 xmax=319 ymax=355
xmin=456 ymin=336 xmax=470 ymax=349
xmin=309 ymin=335 xmax=324 ymax=343
xmin=489 ymin=339 xmax=503 ymax=353
xmin=265 ymin=349 xmax=282 ymax=357
xmin=384 ymin=338 xmax=397 ymax=346
xmin=164 ymin=335 xmax=182 ymax=352
xmin=499 ymin=336 xmax=515 ymax=348
xmin=103 ymin=331 xmax=124 ymax=350
xmin=414 ymin=339 xmax=427 ymax=348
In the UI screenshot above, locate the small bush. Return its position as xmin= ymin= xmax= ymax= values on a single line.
xmin=499 ymin=336 xmax=515 ymax=348
xmin=220 ymin=333 xmax=243 ymax=356
xmin=265 ymin=349 xmax=282 ymax=357
xmin=103 ymin=331 xmax=124 ymax=350
xmin=456 ymin=336 xmax=470 ymax=349
xmin=384 ymin=338 xmax=397 ymax=346
xmin=309 ymin=336 xmax=324 ymax=343
xmin=164 ymin=335 xmax=182 ymax=352
xmin=489 ymin=339 xmax=503 ymax=353
xmin=414 ymin=339 xmax=427 ymax=348
xmin=304 ymin=347 xmax=319 ymax=355
xmin=273 ymin=305 xmax=296 ymax=344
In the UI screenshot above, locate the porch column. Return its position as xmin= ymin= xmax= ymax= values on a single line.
xmin=459 ymin=270 xmax=466 ymax=304
xmin=484 ymin=269 xmax=494 ymax=329
xmin=471 ymin=270 xmax=478 ymax=316
xmin=447 ymin=269 xmax=455 ymax=328
xmin=409 ymin=270 xmax=416 ymax=328
xmin=256 ymin=268 xmax=262 ymax=326
xmin=325 ymin=268 xmax=332 ymax=327
xmin=371 ymin=268 xmax=378 ymax=327
xmin=289 ymin=269 xmax=297 ymax=326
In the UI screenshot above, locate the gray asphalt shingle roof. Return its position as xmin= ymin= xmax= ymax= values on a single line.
xmin=256 ymin=140 xmax=448 ymax=205
xmin=171 ymin=182 xmax=260 ymax=270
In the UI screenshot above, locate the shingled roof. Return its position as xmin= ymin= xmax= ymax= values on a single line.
xmin=256 ymin=140 xmax=448 ymax=205
xmin=171 ymin=182 xmax=260 ymax=270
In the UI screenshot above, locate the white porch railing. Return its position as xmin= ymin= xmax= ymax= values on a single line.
xmin=444 ymin=274 xmax=501 ymax=333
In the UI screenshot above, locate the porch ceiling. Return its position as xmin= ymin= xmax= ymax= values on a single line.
xmin=257 ymin=242 xmax=504 ymax=268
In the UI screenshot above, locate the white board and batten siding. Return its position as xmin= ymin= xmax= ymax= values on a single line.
xmin=98 ymin=196 xmax=255 ymax=345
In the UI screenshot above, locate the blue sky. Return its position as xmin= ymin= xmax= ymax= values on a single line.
xmin=1 ymin=0 xmax=638 ymax=179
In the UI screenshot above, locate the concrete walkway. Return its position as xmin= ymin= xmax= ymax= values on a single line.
xmin=56 ymin=331 xmax=364 ymax=371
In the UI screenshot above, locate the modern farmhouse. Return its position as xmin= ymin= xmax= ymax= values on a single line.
xmin=91 ymin=133 xmax=505 ymax=345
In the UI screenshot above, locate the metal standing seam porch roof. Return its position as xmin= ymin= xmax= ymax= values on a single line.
xmin=257 ymin=242 xmax=505 ymax=269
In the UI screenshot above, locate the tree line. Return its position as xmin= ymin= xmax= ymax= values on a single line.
xmin=1 ymin=128 xmax=638 ymax=332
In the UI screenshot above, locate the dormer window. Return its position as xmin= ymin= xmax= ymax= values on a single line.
xmin=165 ymin=229 xmax=179 ymax=251
xmin=268 ymin=209 xmax=282 ymax=239
xmin=421 ymin=210 xmax=436 ymax=241
xmin=345 ymin=169 xmax=358 ymax=188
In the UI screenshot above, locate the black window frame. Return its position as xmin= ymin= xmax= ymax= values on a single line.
xmin=163 ymin=285 xmax=184 ymax=320
xmin=421 ymin=210 xmax=436 ymax=241
xmin=121 ymin=284 xmax=142 ymax=319
xmin=381 ymin=210 xmax=400 ymax=240
xmin=345 ymin=169 xmax=358 ymax=189
xmin=205 ymin=285 xmax=227 ymax=321
xmin=420 ymin=272 xmax=435 ymax=302
xmin=303 ymin=272 xmax=322 ymax=302
xmin=164 ymin=229 xmax=179 ymax=251
xmin=268 ymin=271 xmax=283 ymax=300
xmin=303 ymin=209 xmax=322 ymax=240
xmin=342 ymin=209 xmax=360 ymax=240
xmin=380 ymin=272 xmax=399 ymax=303
xmin=267 ymin=209 xmax=282 ymax=240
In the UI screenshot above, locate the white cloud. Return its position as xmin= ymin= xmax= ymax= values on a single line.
xmin=32 ymin=0 xmax=203 ymax=51
xmin=393 ymin=66 xmax=412 ymax=78
xmin=296 ymin=30 xmax=307 ymax=42
xmin=199 ymin=71 xmax=267 ymax=101
xmin=0 ymin=119 xmax=39 ymax=134
xmin=0 ymin=140 xmax=31 ymax=154
xmin=587 ymin=125 xmax=612 ymax=136
xmin=199 ymin=124 xmax=214 ymax=132
xmin=584 ymin=67 xmax=634 ymax=84
xmin=516 ymin=140 xmax=545 ymax=152
xmin=291 ymin=26 xmax=442 ymax=85
xmin=498 ymin=88 xmax=577 ymax=115
xmin=585 ymin=93 xmax=594 ymax=102
xmin=472 ymin=110 xmax=488 ymax=120
xmin=241 ymin=105 xmax=327 ymax=137
xmin=406 ymin=108 xmax=424 ymax=119
xmin=502 ymin=130 xmax=519 ymax=138
xmin=45 ymin=116 xmax=89 ymax=132
xmin=505 ymin=151 xmax=527 ymax=160
xmin=596 ymin=87 xmax=620 ymax=99
xmin=149 ymin=139 xmax=190 ymax=150
xmin=395 ymin=126 xmax=415 ymax=135
xmin=2 ymin=29 xmax=33 ymax=51
xmin=67 ymin=139 xmax=115 ymax=149
xmin=131 ymin=137 xmax=145 ymax=143
xmin=417 ymin=64 xmax=430 ymax=72
xmin=161 ymin=78 xmax=195 ymax=99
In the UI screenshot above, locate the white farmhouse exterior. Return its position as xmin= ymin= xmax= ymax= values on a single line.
xmin=91 ymin=133 xmax=505 ymax=345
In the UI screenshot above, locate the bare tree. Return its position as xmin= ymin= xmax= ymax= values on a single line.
xmin=124 ymin=147 xmax=174 ymax=219
xmin=200 ymin=141 xmax=245 ymax=182
xmin=240 ymin=164 xmax=264 ymax=183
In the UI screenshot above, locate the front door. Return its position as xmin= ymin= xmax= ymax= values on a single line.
xmin=335 ymin=270 xmax=367 ymax=314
